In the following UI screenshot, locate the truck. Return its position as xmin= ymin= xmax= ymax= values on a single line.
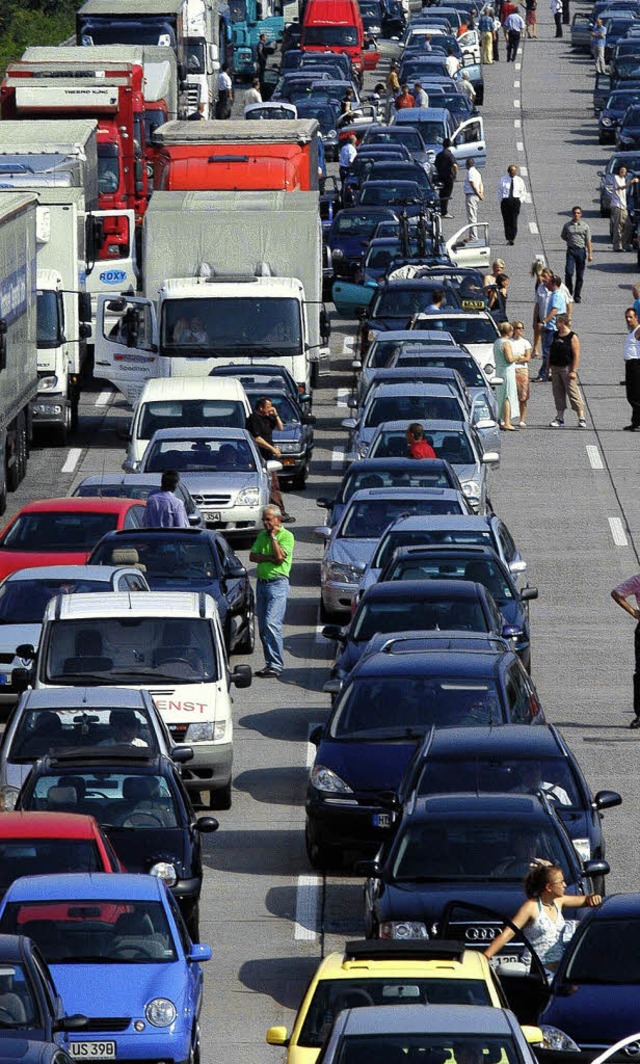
xmin=93 ymin=190 xmax=331 ymax=404
xmin=77 ymin=0 xmax=189 ymax=85
xmin=229 ymin=0 xmax=298 ymax=78
xmin=0 ymin=193 xmax=39 ymax=514
xmin=152 ymin=119 xmax=320 ymax=191
xmin=184 ymin=0 xmax=219 ymax=118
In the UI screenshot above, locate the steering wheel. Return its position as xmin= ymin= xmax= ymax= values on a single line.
xmin=122 ymin=812 xmax=164 ymax=828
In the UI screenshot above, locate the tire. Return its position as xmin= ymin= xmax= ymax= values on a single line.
xmin=320 ymin=596 xmax=342 ymax=623
xmin=53 ymin=420 xmax=68 ymax=447
xmin=209 ymin=780 xmax=232 ymax=811
xmin=236 ymin=608 xmax=255 ymax=654
xmin=305 ymin=820 xmax=342 ymax=870
xmin=17 ymin=418 xmax=27 ymax=483
xmin=6 ymin=451 xmax=18 ymax=493
xmin=189 ymin=1027 xmax=201 ymax=1064
xmin=185 ymin=902 xmax=200 ymax=943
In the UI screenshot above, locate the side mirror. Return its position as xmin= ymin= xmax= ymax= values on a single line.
xmin=323 ymin=677 xmax=343 ymax=695
xmin=55 ymin=1015 xmax=89 ymax=1032
xmin=79 ymin=323 xmax=92 ymax=340
xmin=188 ymin=512 xmax=202 ymax=527
xmin=309 ymin=723 xmax=324 ymax=746
xmin=226 ymin=564 xmax=247 ymax=578
xmin=322 ymin=624 xmax=345 ymax=641
xmin=522 ymin=1027 xmax=544 ymax=1046
xmin=303 ymin=414 xmax=317 ymax=425
xmin=172 ymin=746 xmax=194 ymax=764
xmin=122 ymin=458 xmax=138 ymax=473
xmin=475 ymin=418 xmax=496 ymax=430
xmin=490 ymin=375 xmax=504 ymax=386
xmin=316 ymin=497 xmax=333 ymax=509
xmin=347 ymin=397 xmax=358 ymax=409
xmin=583 ymin=858 xmax=610 ymax=877
xmin=593 ymin=789 xmax=622 ymax=811
xmin=266 ymin=460 xmax=283 ymax=472
xmin=15 ymin=644 xmax=35 ymax=659
xmin=231 ymin=664 xmax=252 ymax=689
xmin=196 ymin=816 xmax=219 ymax=833
xmin=481 ymin=451 xmax=499 ymax=464
xmin=351 ymin=359 xmax=362 ymax=371
xmin=266 ymin=1027 xmax=290 ymax=1047
xmin=501 ymin=625 xmax=522 ymax=639
xmin=313 ymin=526 xmax=332 ymax=540
xmin=354 ymin=858 xmax=382 ymax=876
xmin=187 ymin=942 xmax=212 ymax=962
xmin=341 ymin=418 xmax=358 ymax=430
xmin=520 ymin=586 xmax=538 ymax=601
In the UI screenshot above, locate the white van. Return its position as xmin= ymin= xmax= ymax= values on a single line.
xmin=123 ymin=376 xmax=253 ymax=469
xmin=17 ymin=591 xmax=251 ymax=809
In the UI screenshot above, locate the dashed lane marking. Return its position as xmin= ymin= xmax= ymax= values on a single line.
xmin=516 ymin=141 xmax=524 ymax=151
xmin=331 ymin=447 xmax=345 ymax=470
xmin=342 ymin=336 xmax=355 ymax=355
xmin=586 ymin=445 xmax=604 ymax=470
xmin=513 ymin=99 xmax=521 ymax=108
xmin=514 ymin=119 xmax=521 ymax=128
xmin=514 ymin=80 xmax=520 ymax=87
xmin=515 ymin=61 xmax=522 ymax=69
xmin=95 ymin=390 xmax=112 ymax=407
xmin=61 ymin=448 xmax=82 ymax=474
xmin=609 ymin=517 xmax=628 ymax=546
xmin=529 ymin=221 xmax=539 ymax=234
xmin=520 ymin=165 xmax=528 ymax=176
xmin=294 ymin=876 xmax=320 ymax=941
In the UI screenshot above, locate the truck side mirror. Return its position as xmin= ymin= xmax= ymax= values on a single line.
xmin=320 ymin=305 xmax=331 ymax=345
xmin=79 ymin=292 xmax=92 ymax=323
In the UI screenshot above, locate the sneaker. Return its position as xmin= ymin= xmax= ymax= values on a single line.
xmin=578 ymin=418 xmax=587 ymax=429
xmin=443 ymin=212 xmax=454 ymax=218
xmin=281 ymin=513 xmax=297 ymax=523
xmin=549 ymin=417 xmax=564 ymax=428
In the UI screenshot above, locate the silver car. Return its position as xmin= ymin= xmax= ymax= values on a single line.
xmin=387 ymin=349 xmax=502 ymax=422
xmin=367 ymin=419 xmax=499 ymax=514
xmin=0 ymin=565 xmax=150 ymax=707
xmin=136 ymin=426 xmax=281 ymax=537
xmin=314 ymin=486 xmax=474 ymax=616
xmin=355 ymin=337 xmax=460 ymax=402
xmin=72 ymin=473 xmax=205 ymax=528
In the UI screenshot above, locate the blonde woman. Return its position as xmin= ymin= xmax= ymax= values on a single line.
xmin=493 ymin=321 xmax=525 ymax=430
xmin=510 ymin=320 xmax=532 ymax=427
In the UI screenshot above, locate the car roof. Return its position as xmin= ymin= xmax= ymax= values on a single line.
xmin=370 ymin=330 xmax=455 ymax=342
xmin=4 ymin=565 xmax=131 ymax=582
xmin=415 ymin=793 xmax=544 ymax=816
xmin=427 ymin=724 xmax=562 ymax=758
xmin=362 ymin=578 xmax=481 ymax=602
xmin=345 ymin=458 xmax=451 ymax=473
xmin=19 ymin=688 xmax=150 ymax=710
xmin=395 ymin=107 xmax=450 ymax=120
xmin=389 ymin=543 xmax=501 ymax=559
xmin=381 ymin=516 xmax=485 ymax=533
xmin=375 ymin=513 xmax=493 ymax=530
xmin=3 ymin=872 xmax=165 ymax=903
xmin=318 ymin=940 xmax=495 ymax=980
xmin=366 ymin=383 xmax=456 ymax=397
xmin=35 ymin=751 xmax=165 ymax=774
xmin=145 ymin=426 xmax=250 ymax=440
xmin=9 ymin=498 xmax=140 ymax=515
xmin=372 ymin=418 xmax=471 ymax=432
xmin=354 ymin=641 xmax=506 ymax=678
xmin=42 ymin=590 xmax=218 ymax=621
xmin=0 ymin=936 xmax=28 ymax=962
xmin=0 ymin=812 xmax=102 ymax=840
xmin=346 ymin=487 xmax=462 ymax=503
xmin=342 ymin=1003 xmax=513 ymax=1036
xmin=592 ymin=893 xmax=640 ymax=918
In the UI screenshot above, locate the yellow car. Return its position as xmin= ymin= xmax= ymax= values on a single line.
xmin=266 ymin=940 xmax=512 ymax=1064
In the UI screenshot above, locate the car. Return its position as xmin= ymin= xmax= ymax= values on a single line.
xmin=135 ymin=426 xmax=280 ymax=539
xmin=597 ymin=150 xmax=640 ymax=215
xmin=358 ymin=282 xmax=463 ymax=354
xmin=410 ymin=312 xmax=501 ymax=377
xmin=366 ymin=420 xmax=499 ymax=514
xmin=265 ymin=940 xmax=509 ymax=1063
xmin=0 ymin=688 xmax=185 ymax=799
xmin=386 ymin=266 xmax=490 ymax=314
xmin=439 ymin=91 xmax=477 ymax=124
xmin=341 ymin=149 xmax=413 ymax=205
xmin=244 ymin=101 xmax=298 ymax=119
xmin=376 ymin=349 xmax=501 ymax=420
xmin=355 ymin=343 xmax=471 ymax=403
xmin=0 ymin=933 xmax=87 ymax=1051
xmin=354 ymin=328 xmax=458 ymax=385
xmin=0 ymin=501 xmax=147 ymax=582
xmin=616 ymin=102 xmax=640 ymax=147
xmin=308 ymin=1003 xmax=543 ymax=1064
xmin=611 ymin=39 xmax=640 ymax=80
xmin=280 ymin=50 xmax=355 ymax=80
xmin=360 ymin=161 xmax=440 ymax=208
xmin=357 ymin=179 xmax=435 ymax=211
xmin=0 ymin=873 xmax=212 ymax=1064
xmin=360 ymin=124 xmax=435 ymax=174
xmin=399 ymin=724 xmax=622 ymax=875
xmin=316 ymin=457 xmax=465 ymax=528
xmin=362 ymin=793 xmax=608 ymax=941
xmin=601 ymin=14 xmax=639 ymax=61
xmin=306 ymin=634 xmax=545 ymax=865
xmin=72 ymin=474 xmax=205 ymax=528
xmin=87 ymin=527 xmax=255 ymax=653
xmin=0 ymin=812 xmax=122 ymax=897
xmin=209 ymin=362 xmax=312 ymax=409
xmin=231 ymin=387 xmax=316 ymax=488
xmin=0 ymin=566 xmax=150 ymax=708
xmin=17 ymin=750 xmax=218 ymax=939
xmin=392 ymin=107 xmax=487 ymax=167
xmin=315 ymin=489 xmax=476 ymax=616
xmin=327 ymin=207 xmax=400 ymax=279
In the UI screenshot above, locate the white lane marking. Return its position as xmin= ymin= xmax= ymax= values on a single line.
xmin=336 ymin=388 xmax=350 ymax=407
xmin=332 ymin=447 xmax=345 ymax=470
xmin=294 ymin=875 xmax=320 ymax=940
xmin=515 ymin=61 xmax=522 ymax=70
xmin=609 ymin=517 xmax=628 ymax=546
xmin=514 ymin=80 xmax=520 ymax=87
xmin=342 ymin=336 xmax=355 ymax=355
xmin=516 ymin=141 xmax=524 ymax=151
xmin=586 ymin=445 xmax=604 ymax=470
xmin=514 ymin=119 xmax=521 ymax=128
xmin=513 ymin=99 xmax=521 ymax=108
xmin=61 ymin=448 xmax=82 ymax=474
xmin=307 ymin=723 xmax=320 ymax=768
xmin=529 ymin=221 xmax=539 ymax=234
xmin=517 ymin=46 xmax=523 ymax=54
xmin=520 ymin=165 xmax=528 ymax=176
xmin=95 ymin=390 xmax=112 ymax=407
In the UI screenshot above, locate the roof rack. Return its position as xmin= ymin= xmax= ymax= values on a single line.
xmin=46 ymin=745 xmax=157 ymax=765
xmin=344 ymin=940 xmax=466 ymax=962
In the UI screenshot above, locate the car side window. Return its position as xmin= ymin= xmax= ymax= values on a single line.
xmin=125 ymin=575 xmax=148 ymax=591
xmin=32 ymin=950 xmax=57 ymax=1016
xmin=506 ymin=665 xmax=531 ymax=722
xmin=124 ymin=506 xmax=145 ymax=529
xmin=499 ymin=523 xmax=516 ymax=563
xmin=167 ymin=889 xmax=192 ymax=952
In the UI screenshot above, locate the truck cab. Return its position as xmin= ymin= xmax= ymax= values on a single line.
xmin=185 ymin=0 xmax=220 ymax=118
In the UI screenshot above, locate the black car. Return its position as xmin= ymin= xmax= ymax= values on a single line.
xmin=360 ymin=280 xmax=462 ymax=354
xmin=327 ymin=207 xmax=400 ymax=278
xmin=235 ymin=387 xmax=316 ymax=488
xmin=399 ymin=724 xmax=621 ymax=879
xmin=0 ymin=934 xmax=86 ymax=1049
xmin=361 ymin=793 xmax=609 ymax=941
xmin=361 ymin=162 xmax=440 ymax=212
xmin=16 ymin=750 xmax=218 ymax=940
xmin=87 ymin=527 xmax=255 ymax=654
xmin=599 ymin=88 xmax=640 ymax=142
xmin=617 ymin=102 xmax=640 ymax=146
xmin=209 ymin=362 xmax=312 ymax=410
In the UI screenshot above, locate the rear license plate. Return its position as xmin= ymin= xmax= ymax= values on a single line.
xmin=204 ymin=511 xmax=221 ymax=522
xmin=0 ymin=674 xmax=7 ymax=685
xmin=69 ymin=1042 xmax=117 ymax=1059
xmin=372 ymin=812 xmax=392 ymax=828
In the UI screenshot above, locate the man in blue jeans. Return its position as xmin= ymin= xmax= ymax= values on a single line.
xmin=536 ymin=274 xmax=566 ymax=382
xmin=560 ymin=205 xmax=592 ymax=304
xmin=249 ymin=505 xmax=295 ymax=678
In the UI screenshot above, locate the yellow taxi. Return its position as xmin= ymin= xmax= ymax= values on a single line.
xmin=266 ymin=940 xmax=513 ymax=1064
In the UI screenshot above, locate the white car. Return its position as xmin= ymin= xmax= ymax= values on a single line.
xmin=410 ymin=311 xmax=501 ymax=377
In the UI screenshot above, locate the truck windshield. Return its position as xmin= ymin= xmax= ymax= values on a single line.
xmin=44 ymin=617 xmax=220 ymax=684
xmin=98 ymin=145 xmax=120 ymax=196
xmin=186 ymin=38 xmax=206 ymax=72
xmin=37 ymin=290 xmax=62 ymax=348
xmin=303 ymin=25 xmax=359 ymax=45
xmin=229 ymin=0 xmax=248 ymax=22
xmin=79 ymin=18 xmax=177 ymax=47
xmin=162 ymin=298 xmax=304 ymax=356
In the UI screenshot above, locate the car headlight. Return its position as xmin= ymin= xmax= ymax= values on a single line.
xmin=278 ymin=441 xmax=301 ymax=454
xmin=332 ymin=248 xmax=344 ymax=259
xmin=326 ymin=561 xmax=365 ymax=584
xmin=37 ymin=375 xmax=59 ymax=392
xmin=150 ymin=861 xmax=178 ymax=887
xmin=236 ymin=487 xmax=260 ymax=506
xmin=0 ymin=787 xmax=19 ymax=812
xmin=310 ymin=764 xmax=354 ymax=793
xmin=328 ymin=128 xmax=337 ymax=138
xmin=379 ymin=921 xmax=428 ymax=940
xmin=539 ymin=1027 xmax=581 ymax=1053
xmin=573 ymin=837 xmax=591 ymax=862
xmin=145 ymin=998 xmax=177 ymax=1028
xmin=185 ymin=721 xmax=215 ymax=742
xmin=462 ymin=481 xmax=481 ymax=499
xmin=367 ymin=329 xmax=377 ymax=342
xmin=602 ymin=116 xmax=613 ymax=125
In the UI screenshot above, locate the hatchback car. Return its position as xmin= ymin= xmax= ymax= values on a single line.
xmin=327 ymin=208 xmax=399 ymax=278
xmin=0 ymin=934 xmax=87 ymax=1050
xmin=360 ymin=124 xmax=434 ymax=173
xmin=72 ymin=473 xmax=204 ymax=528
xmin=410 ymin=312 xmax=500 ymax=376
xmin=0 ymin=873 xmax=211 ymax=1064
xmin=0 ymin=812 xmax=122 ymax=897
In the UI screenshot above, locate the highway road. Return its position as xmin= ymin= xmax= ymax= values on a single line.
xmin=4 ymin=5 xmax=640 ymax=1059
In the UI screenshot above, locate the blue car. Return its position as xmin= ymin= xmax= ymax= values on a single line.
xmin=327 ymin=207 xmax=399 ymax=279
xmin=0 ymin=874 xmax=211 ymax=1064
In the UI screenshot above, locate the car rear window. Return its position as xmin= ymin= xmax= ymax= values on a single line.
xmin=2 ymin=513 xmax=119 ymax=552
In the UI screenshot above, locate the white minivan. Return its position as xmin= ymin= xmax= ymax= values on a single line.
xmin=15 ymin=591 xmax=251 ymax=810
xmin=123 ymin=376 xmax=253 ymax=469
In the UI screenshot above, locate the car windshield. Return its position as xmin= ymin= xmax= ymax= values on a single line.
xmin=370 ymin=290 xmax=457 ymax=319
xmin=391 ymin=818 xmax=568 ymax=881
xmin=1 ymin=514 xmax=119 ymax=553
xmin=624 ymin=106 xmax=640 ymax=122
xmin=565 ymin=920 xmax=640 ymax=983
xmin=44 ymin=617 xmax=219 ymax=684
xmin=364 ymin=395 xmax=460 ymax=426
xmin=609 ymin=152 xmax=640 ymax=171
xmin=340 ymin=498 xmax=463 ymax=538
xmin=339 ymin=1037 xmax=520 ymax=1064
xmin=27 ymin=771 xmax=179 ymax=829
xmin=303 ymin=25 xmax=359 ymax=44
xmin=415 ymin=317 xmax=498 ymax=344
xmin=371 ymin=167 xmax=429 ymax=189
xmin=360 ymin=184 xmax=423 ymax=205
xmin=144 ymin=438 xmax=256 ymax=474
xmin=246 ymin=106 xmax=295 ymax=119
xmin=400 ymin=120 xmax=447 ymax=145
xmin=298 ymin=978 xmax=491 ymax=1048
xmin=352 ymin=598 xmax=488 ymax=641
xmin=614 ymin=57 xmax=640 ymax=73
xmin=0 ymin=840 xmax=103 ymax=892
xmin=366 ymin=245 xmax=401 ymax=270
xmin=91 ymin=537 xmax=217 ymax=586
xmin=265 ymin=394 xmax=300 ymax=425
xmin=340 ymin=467 xmax=453 ymax=502
xmin=417 ymin=757 xmax=579 ymax=805
xmin=0 ymin=579 xmax=108 ymax=624
xmin=0 ymin=963 xmax=38 ymax=1026
xmin=366 ymin=128 xmax=424 ymax=151
xmin=369 ymin=429 xmax=475 ymax=464
xmin=405 ymin=356 xmax=486 ymax=387
xmin=387 ymin=557 xmax=513 ymax=601
xmin=138 ymin=399 xmax=247 ymax=439
xmin=332 ymin=677 xmax=502 ymax=737
xmin=335 ymin=213 xmax=387 ymax=236
xmin=367 ymin=336 xmax=454 ymax=367
xmin=0 ymin=900 xmax=177 ymax=964
xmin=9 ymin=706 xmax=158 ymax=763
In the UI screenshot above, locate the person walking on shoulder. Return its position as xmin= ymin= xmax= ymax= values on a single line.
xmin=622 ymin=307 xmax=640 ymax=431
xmin=611 ymin=166 xmax=638 ymax=251
xmin=550 ymin=0 xmax=563 ymax=36
xmin=509 ymin=320 xmax=532 ymax=427
xmin=504 ymin=8 xmax=525 ymax=59
xmin=479 ymin=8 xmax=495 ymax=62
xmin=249 ymin=506 xmax=294 ymax=678
xmin=548 ymin=315 xmax=587 ymax=428
xmin=142 ymin=470 xmax=189 ymax=528
xmin=435 ymin=139 xmax=458 ymax=218
xmin=464 ymin=158 xmax=484 ymax=240
xmin=612 ymin=571 xmax=640 ymax=727
xmin=561 ymin=206 xmax=592 ymax=303
xmin=498 ymin=164 xmax=527 ymax=244
xmin=525 ymin=0 xmax=537 ymax=38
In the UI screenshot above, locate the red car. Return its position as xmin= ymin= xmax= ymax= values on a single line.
xmin=0 ymin=811 xmax=122 ymax=898
xmin=0 ymin=498 xmax=146 ymax=580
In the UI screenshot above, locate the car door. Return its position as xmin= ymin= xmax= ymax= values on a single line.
xmin=470 ymin=393 xmax=500 ymax=452
xmin=458 ymin=28 xmax=481 ymax=62
xmin=93 ymin=295 xmax=159 ymax=406
xmin=571 ymin=12 xmax=593 ymax=50
xmin=445 ymin=223 xmax=491 ymax=270
xmin=332 ymin=278 xmax=378 ymax=317
xmin=496 ymin=520 xmax=525 ymax=581
xmin=450 ymin=117 xmax=487 ymax=167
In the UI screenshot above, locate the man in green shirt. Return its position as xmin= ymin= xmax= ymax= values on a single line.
xmin=249 ymin=505 xmax=295 ymax=677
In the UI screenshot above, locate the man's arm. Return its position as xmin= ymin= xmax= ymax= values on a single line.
xmin=611 ymin=588 xmax=640 ymax=619
xmin=585 ymin=224 xmax=593 ymax=261
xmin=560 ymin=222 xmax=569 ymax=243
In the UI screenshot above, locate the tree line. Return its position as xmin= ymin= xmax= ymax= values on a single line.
xmin=0 ymin=0 xmax=80 ymax=75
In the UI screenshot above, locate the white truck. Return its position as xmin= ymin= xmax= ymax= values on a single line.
xmin=184 ymin=0 xmax=219 ymax=118
xmin=94 ymin=189 xmax=330 ymax=404
xmin=0 ymin=193 xmax=39 ymax=513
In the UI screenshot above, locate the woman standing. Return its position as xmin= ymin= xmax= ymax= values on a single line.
xmin=525 ymin=0 xmax=537 ymax=37
xmin=549 ymin=314 xmax=587 ymax=428
xmin=493 ymin=321 xmax=522 ymax=430
xmin=483 ymin=864 xmax=601 ymax=977
xmin=509 ymin=320 xmax=532 ymax=427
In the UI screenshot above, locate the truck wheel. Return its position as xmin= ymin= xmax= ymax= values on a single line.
xmin=17 ymin=420 xmax=27 ymax=483
xmin=6 ymin=455 xmax=18 ymax=493
xmin=209 ymin=781 xmax=232 ymax=810
xmin=54 ymin=419 xmax=68 ymax=447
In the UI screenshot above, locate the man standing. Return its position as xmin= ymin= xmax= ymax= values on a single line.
xmin=395 ymin=84 xmax=415 ymax=109
xmin=622 ymin=306 xmax=640 ymax=431
xmin=406 ymin=423 xmax=436 ymax=458
xmin=560 ymin=205 xmax=592 ymax=303
xmin=187 ymin=102 xmax=206 ymax=121
xmin=143 ymin=470 xmax=189 ymax=528
xmin=504 ymin=8 xmax=525 ymax=59
xmin=256 ymin=33 xmax=269 ymax=90
xmin=249 ymin=505 xmax=294 ymax=678
xmin=246 ymin=397 xmax=294 ymax=523
xmin=244 ymin=78 xmax=262 ymax=106
xmin=459 ymin=71 xmax=477 ymax=103
xmin=413 ymin=82 xmax=429 ymax=108
xmin=479 ymin=8 xmax=495 ymax=63
xmin=611 ymin=166 xmax=638 ymax=251
xmin=464 ymin=157 xmax=484 ymax=240
xmin=435 ymin=139 xmax=458 ymax=218
xmin=592 ymin=18 xmax=606 ymax=72
xmin=216 ymin=65 xmax=233 ymax=118
xmin=386 ymin=60 xmax=400 ymax=96
xmin=445 ymin=48 xmax=461 ymax=76
xmin=497 ymin=164 xmax=527 ymax=244
xmin=537 ymin=274 xmax=566 ymax=382
xmin=338 ymin=134 xmax=358 ymax=185
xmin=611 ymin=570 xmax=640 ymax=727
xmin=550 ymin=0 xmax=563 ymax=35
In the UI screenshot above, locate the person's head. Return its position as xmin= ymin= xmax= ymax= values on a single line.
xmin=492 ymin=258 xmax=505 ymax=276
xmin=596 ymin=17 xmax=603 ymax=25
xmin=571 ymin=205 xmax=583 ymax=220
xmin=495 ymin=272 xmax=509 ymax=290
xmin=462 ymin=70 xmax=471 ymax=81
xmin=620 ymin=166 xmax=628 ymax=179
xmin=633 ymin=283 xmax=640 ymax=299
xmin=507 ymin=164 xmax=518 ymax=178
xmin=546 ymin=273 xmax=561 ymax=291
xmin=406 ymin=422 xmax=425 ymax=443
xmin=262 ymin=504 xmax=282 ymax=533
xmin=260 ymin=32 xmax=267 ymax=40
xmin=110 ymin=710 xmax=139 ymax=743
xmin=197 ymin=102 xmax=205 ymax=114
xmin=511 ymin=319 xmax=524 ymax=336
xmin=401 ymin=83 xmax=410 ymax=93
xmin=443 ymin=138 xmax=452 ymax=149
xmin=161 ymin=469 xmax=180 ymax=493
xmin=190 ymin=315 xmax=204 ymax=332
xmin=530 ymin=256 xmax=546 ymax=279
xmin=255 ymin=396 xmax=274 ymax=416
xmin=517 ymin=761 xmax=543 ymax=789
xmin=525 ymin=863 xmax=566 ymax=901
xmin=626 ymin=306 xmax=639 ymax=328
xmin=349 ymin=134 xmax=357 ymax=146
xmin=414 ymin=81 xmax=422 ymax=92
xmin=466 ymin=157 xmax=475 ymax=169
xmin=252 ymin=77 xmax=260 ymax=89
xmin=430 ymin=287 xmax=445 ymax=305
xmin=452 ymin=1042 xmax=485 ymax=1064
xmin=540 ymin=267 xmax=553 ymax=287
xmin=499 ymin=321 xmax=513 ymax=337
xmin=556 ymin=313 xmax=571 ymax=332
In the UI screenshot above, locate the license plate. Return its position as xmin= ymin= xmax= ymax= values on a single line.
xmin=282 ymin=457 xmax=295 ymax=466
xmin=69 ymin=1042 xmax=117 ymax=1059
xmin=204 ymin=511 xmax=221 ymax=522
xmin=372 ymin=812 xmax=393 ymax=828
xmin=0 ymin=674 xmax=6 ymax=685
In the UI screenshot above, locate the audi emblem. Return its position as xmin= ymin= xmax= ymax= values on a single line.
xmin=624 ymin=1045 xmax=640 ymax=1058
xmin=465 ymin=927 xmax=499 ymax=941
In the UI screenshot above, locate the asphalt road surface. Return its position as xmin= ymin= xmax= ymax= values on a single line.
xmin=5 ymin=6 xmax=640 ymax=1059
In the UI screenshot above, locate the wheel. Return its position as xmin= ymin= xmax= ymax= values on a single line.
xmin=291 ymin=462 xmax=309 ymax=490
xmin=209 ymin=781 xmax=232 ymax=810
xmin=185 ymin=902 xmax=200 ymax=943
xmin=235 ymin=608 xmax=255 ymax=654
xmin=0 ymin=467 xmax=7 ymax=517
xmin=320 ymin=596 xmax=343 ymax=623
xmin=305 ymin=820 xmax=342 ymax=870
xmin=16 ymin=418 xmax=27 ymax=482
xmin=6 ymin=453 xmax=18 ymax=493
xmin=53 ymin=419 xmax=68 ymax=447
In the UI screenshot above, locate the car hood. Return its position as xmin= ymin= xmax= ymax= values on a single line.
xmin=0 ymin=552 xmax=90 ymax=580
xmin=274 ymin=427 xmax=303 ymax=444
xmin=541 ymin=984 xmax=640 ymax=1043
xmin=330 ymin=233 xmax=377 ymax=259
xmin=327 ymin=537 xmax=378 ymax=568
xmin=317 ymin=738 xmax=418 ymax=791
xmin=452 ymin=461 xmax=482 ymax=484
xmin=179 ymin=471 xmax=259 ymax=492
xmin=378 ymin=880 xmax=551 ymax=922
xmin=0 ymin=624 xmax=42 ymax=656
xmin=103 ymin=827 xmax=189 ymax=877
xmin=51 ymin=960 xmax=189 ymax=1017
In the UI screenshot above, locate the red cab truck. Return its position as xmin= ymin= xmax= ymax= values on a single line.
xmin=301 ymin=0 xmax=368 ymax=77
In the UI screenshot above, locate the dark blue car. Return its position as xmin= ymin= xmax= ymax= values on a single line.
xmin=360 ymin=279 xmax=462 ymax=353
xmin=327 ymin=207 xmax=399 ymax=278
xmin=600 ymin=87 xmax=640 ymax=143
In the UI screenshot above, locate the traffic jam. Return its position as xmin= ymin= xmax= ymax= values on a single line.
xmin=0 ymin=0 xmax=636 ymax=1060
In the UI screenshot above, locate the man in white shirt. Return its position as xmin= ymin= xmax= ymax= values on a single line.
xmin=623 ymin=306 xmax=640 ymax=431
xmin=550 ymin=0 xmax=563 ymax=36
xmin=504 ymin=9 xmax=525 ymax=59
xmin=497 ymin=163 xmax=527 ymax=244
xmin=445 ymin=49 xmax=461 ymax=76
xmin=610 ymin=165 xmax=638 ymax=251
xmin=216 ymin=65 xmax=233 ymax=118
xmin=339 ymin=134 xmax=358 ymax=184
xmin=244 ymin=78 xmax=262 ymax=106
xmin=459 ymin=71 xmax=476 ymax=102
xmin=463 ymin=157 xmax=484 ymax=239
xmin=413 ymin=82 xmax=429 ymax=108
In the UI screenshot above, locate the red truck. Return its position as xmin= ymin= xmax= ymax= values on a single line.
xmin=301 ymin=0 xmax=380 ymax=77
xmin=1 ymin=59 xmax=149 ymax=257
xmin=152 ymin=119 xmax=321 ymax=192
